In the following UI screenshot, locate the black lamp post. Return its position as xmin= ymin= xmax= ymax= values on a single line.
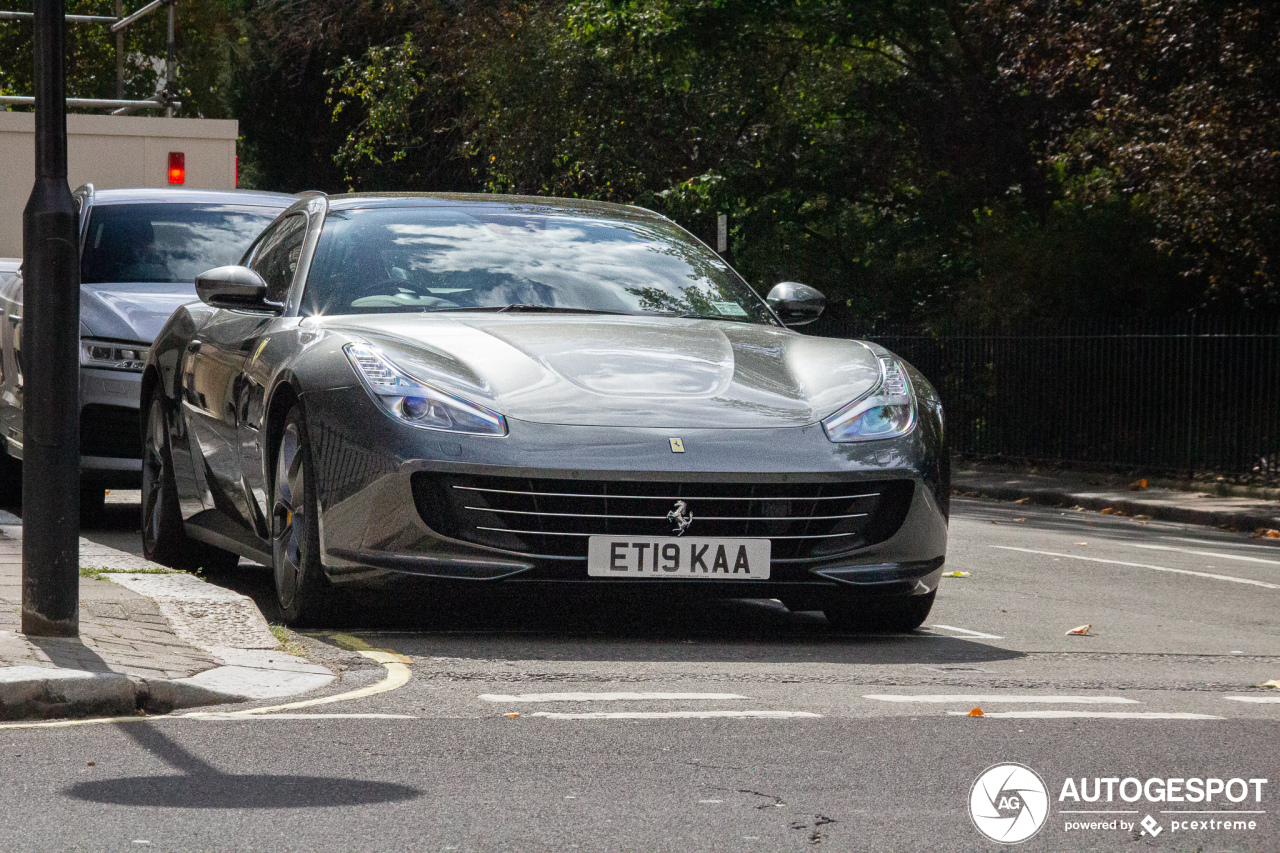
xmin=21 ymin=0 xmax=81 ymax=637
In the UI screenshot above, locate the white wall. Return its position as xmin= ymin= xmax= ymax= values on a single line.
xmin=0 ymin=112 xmax=238 ymax=257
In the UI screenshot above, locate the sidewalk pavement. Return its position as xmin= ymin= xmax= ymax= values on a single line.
xmin=0 ymin=508 xmax=334 ymax=721
xmin=953 ymin=463 xmax=1280 ymax=533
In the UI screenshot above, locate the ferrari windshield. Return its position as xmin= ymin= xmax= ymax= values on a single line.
xmin=81 ymin=203 xmax=283 ymax=284
xmin=302 ymin=206 xmax=775 ymax=323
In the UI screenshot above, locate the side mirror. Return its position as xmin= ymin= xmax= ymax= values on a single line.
xmin=194 ymin=266 xmax=282 ymax=313
xmin=766 ymin=281 xmax=825 ymax=326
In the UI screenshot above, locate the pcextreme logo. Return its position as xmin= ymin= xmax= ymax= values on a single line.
xmin=969 ymin=763 xmax=1050 ymax=844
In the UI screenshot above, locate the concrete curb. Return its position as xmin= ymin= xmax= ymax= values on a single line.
xmin=1 ymin=538 xmax=336 ymax=721
xmin=0 ymin=649 xmax=336 ymax=722
xmin=954 ymin=479 xmax=1280 ymax=531
xmin=0 ymin=666 xmax=242 ymax=721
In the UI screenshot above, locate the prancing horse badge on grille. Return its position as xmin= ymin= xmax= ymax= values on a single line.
xmin=669 ymin=437 xmax=685 ymax=453
xmin=667 ymin=500 xmax=693 ymax=535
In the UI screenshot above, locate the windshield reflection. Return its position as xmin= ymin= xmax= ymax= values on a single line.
xmin=303 ymin=207 xmax=775 ymax=323
xmin=81 ymin=203 xmax=283 ymax=285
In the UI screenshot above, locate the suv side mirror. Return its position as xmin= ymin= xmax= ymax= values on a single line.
xmin=195 ymin=266 xmax=282 ymax=313
xmin=766 ymin=281 xmax=825 ymax=326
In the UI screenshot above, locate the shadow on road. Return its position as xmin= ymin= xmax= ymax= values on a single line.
xmin=64 ymin=722 xmax=421 ymax=809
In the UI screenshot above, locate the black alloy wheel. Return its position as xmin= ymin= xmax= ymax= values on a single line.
xmin=272 ymin=406 xmax=331 ymax=627
xmin=140 ymin=393 xmax=237 ymax=573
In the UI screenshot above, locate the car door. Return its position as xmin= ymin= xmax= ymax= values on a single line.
xmin=181 ymin=212 xmax=307 ymax=534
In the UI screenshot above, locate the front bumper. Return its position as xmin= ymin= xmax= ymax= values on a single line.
xmin=3 ymin=367 xmax=143 ymax=487
xmin=302 ymin=385 xmax=949 ymax=599
xmin=80 ymin=367 xmax=143 ymax=487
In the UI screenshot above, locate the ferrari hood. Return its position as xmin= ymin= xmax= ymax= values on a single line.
xmin=81 ymin=281 xmax=198 ymax=344
xmin=320 ymin=314 xmax=882 ymax=429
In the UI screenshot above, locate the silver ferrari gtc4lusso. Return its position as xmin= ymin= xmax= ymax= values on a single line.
xmin=143 ymin=193 xmax=948 ymax=628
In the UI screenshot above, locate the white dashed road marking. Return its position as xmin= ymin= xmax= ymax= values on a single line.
xmin=1164 ymin=536 xmax=1280 ymax=552
xmin=992 ymin=546 xmax=1280 ymax=589
xmin=924 ymin=624 xmax=1004 ymax=639
xmin=1128 ymin=543 xmax=1280 ymax=567
xmin=945 ymin=710 xmax=1223 ymax=720
xmin=529 ymin=711 xmax=822 ymax=720
xmin=865 ymin=694 xmax=1139 ymax=704
xmin=1222 ymin=696 xmax=1280 ymax=704
xmin=479 ymin=692 xmax=748 ymax=703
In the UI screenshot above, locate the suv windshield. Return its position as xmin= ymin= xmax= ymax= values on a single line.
xmin=81 ymin=203 xmax=283 ymax=284
xmin=302 ymin=206 xmax=775 ymax=323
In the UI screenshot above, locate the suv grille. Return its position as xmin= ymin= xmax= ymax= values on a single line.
xmin=80 ymin=404 xmax=142 ymax=459
xmin=412 ymin=473 xmax=913 ymax=565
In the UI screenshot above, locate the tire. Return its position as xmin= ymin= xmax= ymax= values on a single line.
xmin=271 ymin=404 xmax=332 ymax=627
xmin=141 ymin=392 xmax=239 ymax=573
xmin=823 ymin=590 xmax=936 ymax=634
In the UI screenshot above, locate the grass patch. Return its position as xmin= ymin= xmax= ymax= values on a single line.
xmin=79 ymin=565 xmax=178 ymax=580
xmin=269 ymin=623 xmax=308 ymax=658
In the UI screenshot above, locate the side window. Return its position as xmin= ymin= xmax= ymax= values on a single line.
xmin=247 ymin=214 xmax=308 ymax=304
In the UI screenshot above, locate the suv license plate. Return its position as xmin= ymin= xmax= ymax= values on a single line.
xmin=587 ymin=537 xmax=770 ymax=579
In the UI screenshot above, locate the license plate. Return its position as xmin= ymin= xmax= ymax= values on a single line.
xmin=587 ymin=536 xmax=770 ymax=579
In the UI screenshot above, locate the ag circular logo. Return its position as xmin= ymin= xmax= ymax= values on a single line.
xmin=969 ymin=763 xmax=1050 ymax=844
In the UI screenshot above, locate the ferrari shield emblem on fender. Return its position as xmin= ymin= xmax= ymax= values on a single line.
xmin=669 ymin=437 xmax=685 ymax=453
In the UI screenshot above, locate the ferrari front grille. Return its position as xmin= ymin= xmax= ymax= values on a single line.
xmin=411 ymin=473 xmax=914 ymax=564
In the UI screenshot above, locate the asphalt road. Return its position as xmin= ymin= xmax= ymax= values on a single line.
xmin=1 ymin=495 xmax=1276 ymax=852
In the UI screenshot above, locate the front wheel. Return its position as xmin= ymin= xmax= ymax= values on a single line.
xmin=141 ymin=393 xmax=238 ymax=573
xmin=823 ymin=590 xmax=935 ymax=634
xmin=272 ymin=405 xmax=332 ymax=627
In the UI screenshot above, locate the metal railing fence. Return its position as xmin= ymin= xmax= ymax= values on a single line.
xmin=829 ymin=317 xmax=1280 ymax=483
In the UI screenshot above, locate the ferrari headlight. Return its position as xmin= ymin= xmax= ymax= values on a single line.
xmin=822 ymin=356 xmax=916 ymax=442
xmin=343 ymin=342 xmax=507 ymax=436
xmin=80 ymin=339 xmax=149 ymax=372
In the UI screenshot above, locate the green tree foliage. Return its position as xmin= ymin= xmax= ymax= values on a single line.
xmin=0 ymin=0 xmax=241 ymax=118
xmin=317 ymin=0 xmax=1275 ymax=325
xmin=8 ymin=1 xmax=1276 ymax=324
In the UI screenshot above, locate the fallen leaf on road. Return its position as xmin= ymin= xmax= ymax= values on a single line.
xmin=943 ymin=571 xmax=971 ymax=578
xmin=1014 ymin=498 xmax=1030 ymax=504
xmin=1129 ymin=479 xmax=1148 ymax=491
xmin=968 ymin=708 xmax=985 ymax=717
xmin=1134 ymin=514 xmax=1152 ymax=520
xmin=1066 ymin=624 xmax=1094 ymax=636
xmin=1014 ymin=517 xmax=1027 ymax=522
xmin=1254 ymin=528 xmax=1280 ymax=539
xmin=1100 ymin=507 xmax=1122 ymax=515
xmin=1074 ymin=541 xmax=1088 ymax=546
xmin=504 ymin=713 xmax=520 ymax=718
xmin=1258 ymin=680 xmax=1280 ymax=690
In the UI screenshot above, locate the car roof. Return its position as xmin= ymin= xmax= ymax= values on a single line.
xmin=85 ymin=187 xmax=295 ymax=207
xmin=324 ymin=192 xmax=665 ymax=222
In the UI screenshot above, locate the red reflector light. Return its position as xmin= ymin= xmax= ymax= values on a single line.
xmin=168 ymin=151 xmax=185 ymax=184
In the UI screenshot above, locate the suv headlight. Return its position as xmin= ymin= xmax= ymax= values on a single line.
xmin=343 ymin=342 xmax=507 ymax=436
xmin=822 ymin=356 xmax=916 ymax=442
xmin=80 ymin=339 xmax=149 ymax=372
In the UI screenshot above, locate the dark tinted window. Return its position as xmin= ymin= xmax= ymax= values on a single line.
xmin=81 ymin=203 xmax=283 ymax=284
xmin=247 ymin=213 xmax=308 ymax=303
xmin=302 ymin=206 xmax=775 ymax=323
